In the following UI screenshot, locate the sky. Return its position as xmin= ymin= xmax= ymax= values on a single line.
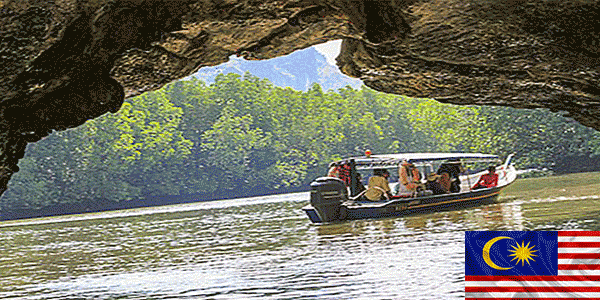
xmin=313 ymin=39 xmax=342 ymax=65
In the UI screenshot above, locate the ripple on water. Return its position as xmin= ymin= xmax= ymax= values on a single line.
xmin=2 ymin=192 xmax=600 ymax=299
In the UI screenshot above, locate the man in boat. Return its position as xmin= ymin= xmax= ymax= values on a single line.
xmin=396 ymin=160 xmax=425 ymax=196
xmin=472 ymin=166 xmax=499 ymax=189
xmin=437 ymin=159 xmax=465 ymax=193
xmin=364 ymin=169 xmax=392 ymax=201
xmin=425 ymin=173 xmax=446 ymax=195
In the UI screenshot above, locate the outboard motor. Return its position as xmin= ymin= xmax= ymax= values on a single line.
xmin=310 ymin=177 xmax=348 ymax=222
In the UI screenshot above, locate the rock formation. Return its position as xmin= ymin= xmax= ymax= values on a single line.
xmin=1 ymin=0 xmax=599 ymax=197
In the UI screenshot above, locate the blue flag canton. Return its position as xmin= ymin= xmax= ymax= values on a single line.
xmin=465 ymin=231 xmax=558 ymax=276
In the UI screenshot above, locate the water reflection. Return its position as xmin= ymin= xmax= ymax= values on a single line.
xmin=1 ymin=193 xmax=600 ymax=299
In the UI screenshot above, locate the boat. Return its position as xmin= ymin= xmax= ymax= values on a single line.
xmin=303 ymin=152 xmax=517 ymax=223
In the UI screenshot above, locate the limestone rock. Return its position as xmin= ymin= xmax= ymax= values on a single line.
xmin=0 ymin=0 xmax=599 ymax=197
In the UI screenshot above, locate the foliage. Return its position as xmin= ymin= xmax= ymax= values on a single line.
xmin=2 ymin=73 xmax=599 ymax=210
xmin=2 ymin=89 xmax=192 ymax=209
xmin=478 ymin=106 xmax=600 ymax=172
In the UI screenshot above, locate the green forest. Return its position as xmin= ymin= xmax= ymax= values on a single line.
xmin=2 ymin=73 xmax=600 ymax=211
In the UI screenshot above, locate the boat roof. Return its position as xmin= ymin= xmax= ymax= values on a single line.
xmin=334 ymin=152 xmax=499 ymax=169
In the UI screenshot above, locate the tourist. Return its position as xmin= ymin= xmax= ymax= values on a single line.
xmin=364 ymin=169 xmax=392 ymax=201
xmin=425 ymin=173 xmax=446 ymax=195
xmin=472 ymin=166 xmax=499 ymax=189
xmin=437 ymin=159 xmax=465 ymax=193
xmin=327 ymin=163 xmax=339 ymax=178
xmin=396 ymin=160 xmax=424 ymax=195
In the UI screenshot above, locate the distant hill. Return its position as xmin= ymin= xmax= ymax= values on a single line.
xmin=189 ymin=47 xmax=363 ymax=91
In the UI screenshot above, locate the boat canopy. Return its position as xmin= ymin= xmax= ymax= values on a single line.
xmin=332 ymin=152 xmax=500 ymax=170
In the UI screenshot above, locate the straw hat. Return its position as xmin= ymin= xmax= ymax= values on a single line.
xmin=427 ymin=173 xmax=441 ymax=181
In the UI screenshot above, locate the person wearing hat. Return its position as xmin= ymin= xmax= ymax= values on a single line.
xmin=472 ymin=166 xmax=499 ymax=189
xmin=437 ymin=159 xmax=465 ymax=193
xmin=425 ymin=173 xmax=446 ymax=195
xmin=364 ymin=169 xmax=392 ymax=201
xmin=396 ymin=160 xmax=424 ymax=195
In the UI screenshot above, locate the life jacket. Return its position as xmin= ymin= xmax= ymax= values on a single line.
xmin=400 ymin=164 xmax=420 ymax=185
xmin=328 ymin=164 xmax=352 ymax=186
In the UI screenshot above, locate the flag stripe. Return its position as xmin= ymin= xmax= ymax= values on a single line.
xmin=558 ymin=270 xmax=600 ymax=275
xmin=467 ymin=281 xmax=600 ymax=287
xmin=466 ymin=286 xmax=600 ymax=292
xmin=559 ymin=253 xmax=600 ymax=259
xmin=466 ymin=276 xmax=600 ymax=281
xmin=558 ymin=264 xmax=600 ymax=270
xmin=558 ymin=231 xmax=600 ymax=236
xmin=559 ymin=247 xmax=600 ymax=253
xmin=559 ymin=236 xmax=600 ymax=242
xmin=465 ymin=292 xmax=600 ymax=298
xmin=560 ymin=242 xmax=600 ymax=248
xmin=466 ymin=298 xmax=600 ymax=300
xmin=559 ymin=259 xmax=600 ymax=264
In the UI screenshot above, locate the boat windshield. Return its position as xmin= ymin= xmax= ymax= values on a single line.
xmin=330 ymin=153 xmax=499 ymax=170
xmin=326 ymin=152 xmax=504 ymax=197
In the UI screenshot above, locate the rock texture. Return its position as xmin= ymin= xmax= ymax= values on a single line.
xmin=1 ymin=0 xmax=599 ymax=197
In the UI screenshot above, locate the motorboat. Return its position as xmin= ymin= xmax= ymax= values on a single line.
xmin=303 ymin=152 xmax=517 ymax=223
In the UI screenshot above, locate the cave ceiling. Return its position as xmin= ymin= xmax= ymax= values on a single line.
xmin=0 ymin=0 xmax=599 ymax=197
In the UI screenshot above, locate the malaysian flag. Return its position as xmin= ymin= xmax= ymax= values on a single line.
xmin=465 ymin=231 xmax=600 ymax=299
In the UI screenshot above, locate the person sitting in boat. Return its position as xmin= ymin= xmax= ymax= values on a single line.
xmin=364 ymin=169 xmax=392 ymax=201
xmin=472 ymin=166 xmax=499 ymax=189
xmin=327 ymin=163 xmax=339 ymax=178
xmin=425 ymin=173 xmax=446 ymax=195
xmin=437 ymin=159 xmax=465 ymax=193
xmin=396 ymin=160 xmax=425 ymax=195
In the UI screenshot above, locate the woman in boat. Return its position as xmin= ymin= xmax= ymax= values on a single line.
xmin=437 ymin=159 xmax=465 ymax=193
xmin=396 ymin=160 xmax=425 ymax=195
xmin=472 ymin=166 xmax=499 ymax=189
xmin=364 ymin=169 xmax=392 ymax=201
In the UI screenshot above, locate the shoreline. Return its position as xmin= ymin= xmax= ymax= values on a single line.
xmin=2 ymin=171 xmax=598 ymax=222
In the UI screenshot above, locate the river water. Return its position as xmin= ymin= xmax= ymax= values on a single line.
xmin=1 ymin=192 xmax=600 ymax=299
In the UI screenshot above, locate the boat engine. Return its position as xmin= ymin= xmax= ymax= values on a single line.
xmin=310 ymin=177 xmax=348 ymax=222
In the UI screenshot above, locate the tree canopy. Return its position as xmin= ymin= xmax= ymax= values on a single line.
xmin=3 ymin=73 xmax=599 ymax=210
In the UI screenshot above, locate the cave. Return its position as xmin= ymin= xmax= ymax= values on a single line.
xmin=1 ymin=0 xmax=599 ymax=197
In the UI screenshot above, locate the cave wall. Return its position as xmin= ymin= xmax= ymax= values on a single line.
xmin=1 ymin=0 xmax=599 ymax=197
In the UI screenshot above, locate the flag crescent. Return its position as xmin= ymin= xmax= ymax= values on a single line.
xmin=482 ymin=236 xmax=514 ymax=270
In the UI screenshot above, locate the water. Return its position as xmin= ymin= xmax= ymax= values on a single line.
xmin=1 ymin=192 xmax=600 ymax=299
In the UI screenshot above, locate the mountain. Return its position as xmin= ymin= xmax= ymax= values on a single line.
xmin=189 ymin=47 xmax=362 ymax=91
